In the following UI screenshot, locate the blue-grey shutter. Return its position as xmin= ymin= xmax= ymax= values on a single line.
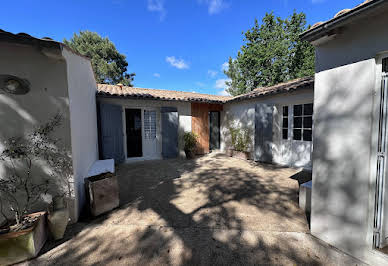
xmin=98 ymin=103 xmax=125 ymax=163
xmin=255 ymin=103 xmax=274 ymax=163
xmin=161 ymin=107 xmax=178 ymax=158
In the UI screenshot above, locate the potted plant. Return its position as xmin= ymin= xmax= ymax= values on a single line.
xmin=0 ymin=113 xmax=67 ymax=265
xmin=227 ymin=123 xmax=252 ymax=160
xmin=183 ymin=132 xmax=198 ymax=159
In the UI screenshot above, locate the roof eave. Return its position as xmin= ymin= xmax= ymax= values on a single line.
xmin=300 ymin=0 xmax=386 ymax=43
xmin=96 ymin=92 xmax=228 ymax=104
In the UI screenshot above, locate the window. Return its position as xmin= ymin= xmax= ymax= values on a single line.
xmin=282 ymin=106 xmax=288 ymax=140
xmin=293 ymin=103 xmax=313 ymax=141
xmin=144 ymin=110 xmax=156 ymax=139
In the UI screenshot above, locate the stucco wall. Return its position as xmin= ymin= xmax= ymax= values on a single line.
xmin=97 ymin=97 xmax=191 ymax=158
xmin=311 ymin=7 xmax=388 ymax=264
xmin=0 ymin=43 xmax=72 ymax=223
xmin=62 ymin=48 xmax=99 ymax=220
xmin=221 ymin=89 xmax=314 ymax=168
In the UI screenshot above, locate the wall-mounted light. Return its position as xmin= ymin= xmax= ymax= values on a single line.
xmin=0 ymin=75 xmax=30 ymax=95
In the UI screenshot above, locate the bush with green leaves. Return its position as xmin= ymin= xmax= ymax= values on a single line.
xmin=183 ymin=132 xmax=198 ymax=152
xmin=229 ymin=127 xmax=251 ymax=152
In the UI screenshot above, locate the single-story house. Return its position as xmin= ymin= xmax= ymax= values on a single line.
xmin=96 ymin=77 xmax=314 ymax=169
xmin=0 ymin=30 xmax=98 ymax=223
xmin=301 ymin=0 xmax=388 ymax=264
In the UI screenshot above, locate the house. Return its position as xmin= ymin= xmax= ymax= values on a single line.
xmin=96 ymin=77 xmax=314 ymax=168
xmin=300 ymin=0 xmax=388 ymax=264
xmin=0 ymin=30 xmax=98 ymax=222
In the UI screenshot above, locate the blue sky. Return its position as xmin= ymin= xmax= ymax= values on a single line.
xmin=1 ymin=0 xmax=361 ymax=95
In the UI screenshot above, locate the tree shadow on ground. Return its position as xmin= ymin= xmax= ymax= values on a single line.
xmin=28 ymin=153 xmax=351 ymax=265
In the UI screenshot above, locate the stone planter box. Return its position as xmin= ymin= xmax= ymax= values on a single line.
xmin=299 ymin=181 xmax=312 ymax=212
xmin=85 ymin=172 xmax=119 ymax=216
xmin=0 ymin=212 xmax=47 ymax=266
xmin=227 ymin=149 xmax=252 ymax=160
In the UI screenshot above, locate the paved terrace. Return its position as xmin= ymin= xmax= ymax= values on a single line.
xmin=23 ymin=153 xmax=364 ymax=265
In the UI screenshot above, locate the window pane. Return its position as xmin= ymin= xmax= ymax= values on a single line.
xmin=283 ymin=117 xmax=288 ymax=128
xmin=144 ymin=110 xmax=156 ymax=139
xmin=293 ymin=129 xmax=302 ymax=140
xmin=304 ymin=103 xmax=313 ymax=115
xmin=282 ymin=129 xmax=288 ymax=140
xmin=294 ymin=117 xmax=302 ymax=128
xmin=283 ymin=106 xmax=288 ymax=116
xmin=303 ymin=129 xmax=312 ymax=141
xmin=303 ymin=116 xmax=313 ymax=128
xmin=294 ymin=105 xmax=302 ymax=116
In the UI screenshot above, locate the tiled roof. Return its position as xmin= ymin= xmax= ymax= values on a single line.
xmin=0 ymin=29 xmax=89 ymax=60
xmin=97 ymin=84 xmax=233 ymax=103
xmin=97 ymin=76 xmax=314 ymax=104
xmin=301 ymin=0 xmax=384 ymax=41
xmin=228 ymin=76 xmax=314 ymax=102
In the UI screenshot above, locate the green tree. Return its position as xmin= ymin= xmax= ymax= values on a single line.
xmin=225 ymin=11 xmax=314 ymax=96
xmin=64 ymin=31 xmax=135 ymax=86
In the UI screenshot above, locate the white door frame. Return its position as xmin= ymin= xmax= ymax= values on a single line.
xmin=122 ymin=106 xmax=161 ymax=162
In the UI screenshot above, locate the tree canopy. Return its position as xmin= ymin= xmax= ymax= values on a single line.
xmin=224 ymin=11 xmax=314 ymax=96
xmin=64 ymin=31 xmax=135 ymax=86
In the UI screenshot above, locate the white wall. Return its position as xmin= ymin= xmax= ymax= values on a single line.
xmin=0 ymin=43 xmax=72 ymax=223
xmin=221 ymin=89 xmax=314 ymax=168
xmin=62 ymin=48 xmax=99 ymax=221
xmin=311 ymin=6 xmax=388 ymax=264
xmin=97 ymin=97 xmax=191 ymax=158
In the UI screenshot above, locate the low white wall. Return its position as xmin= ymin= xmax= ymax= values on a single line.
xmin=62 ymin=48 xmax=99 ymax=221
xmin=97 ymin=97 xmax=191 ymax=158
xmin=221 ymin=89 xmax=314 ymax=168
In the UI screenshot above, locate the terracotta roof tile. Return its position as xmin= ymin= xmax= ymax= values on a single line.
xmin=98 ymin=77 xmax=314 ymax=104
xmin=301 ymin=0 xmax=380 ymax=39
xmin=97 ymin=84 xmax=232 ymax=103
xmin=229 ymin=76 xmax=314 ymax=102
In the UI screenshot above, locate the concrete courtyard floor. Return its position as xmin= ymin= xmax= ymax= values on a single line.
xmin=22 ymin=153 xmax=364 ymax=265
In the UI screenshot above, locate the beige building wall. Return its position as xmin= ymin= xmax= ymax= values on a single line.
xmin=97 ymin=97 xmax=191 ymax=158
xmin=311 ymin=5 xmax=388 ymax=265
xmin=0 ymin=43 xmax=73 ymax=222
xmin=221 ymin=89 xmax=314 ymax=168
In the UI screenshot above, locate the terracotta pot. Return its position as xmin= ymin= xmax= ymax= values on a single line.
xmin=0 ymin=212 xmax=47 ymax=266
xmin=226 ymin=149 xmax=233 ymax=157
xmin=48 ymin=196 xmax=69 ymax=240
xmin=85 ymin=172 xmax=119 ymax=216
xmin=184 ymin=149 xmax=196 ymax=159
xmin=232 ymin=150 xmax=252 ymax=160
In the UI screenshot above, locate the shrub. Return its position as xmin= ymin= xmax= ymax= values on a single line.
xmin=183 ymin=132 xmax=198 ymax=151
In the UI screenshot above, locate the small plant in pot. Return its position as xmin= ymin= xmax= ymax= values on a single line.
xmin=184 ymin=132 xmax=198 ymax=159
xmin=0 ymin=113 xmax=69 ymax=265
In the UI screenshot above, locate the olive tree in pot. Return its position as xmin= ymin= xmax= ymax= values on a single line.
xmin=227 ymin=123 xmax=252 ymax=160
xmin=184 ymin=132 xmax=198 ymax=159
xmin=0 ymin=113 xmax=70 ymax=265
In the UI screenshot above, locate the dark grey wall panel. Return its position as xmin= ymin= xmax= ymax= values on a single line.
xmin=161 ymin=107 xmax=179 ymax=158
xmin=255 ymin=104 xmax=274 ymax=163
xmin=98 ymin=103 xmax=125 ymax=163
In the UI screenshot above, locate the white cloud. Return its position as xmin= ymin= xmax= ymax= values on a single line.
xmin=199 ymin=0 xmax=228 ymax=15
xmin=153 ymin=73 xmax=161 ymax=78
xmin=147 ymin=0 xmax=166 ymax=20
xmin=207 ymin=70 xmax=217 ymax=78
xmin=221 ymin=61 xmax=229 ymax=72
xmin=215 ymin=78 xmax=230 ymax=90
xmin=218 ymin=89 xmax=229 ymax=96
xmin=166 ymin=56 xmax=189 ymax=69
